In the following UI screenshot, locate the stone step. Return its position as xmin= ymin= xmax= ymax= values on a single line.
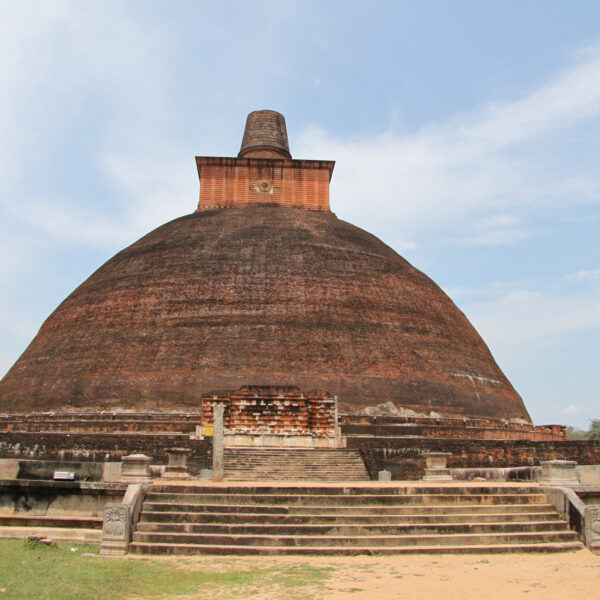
xmin=139 ymin=510 xmax=561 ymax=525
xmin=136 ymin=520 xmax=567 ymax=536
xmin=142 ymin=501 xmax=555 ymax=515
xmin=224 ymin=457 xmax=366 ymax=463
xmin=223 ymin=475 xmax=370 ymax=482
xmin=131 ymin=483 xmax=579 ymax=555
xmin=223 ymin=449 xmax=370 ymax=482
xmin=131 ymin=530 xmax=579 ymax=547
xmin=142 ymin=492 xmax=548 ymax=506
xmin=223 ymin=449 xmax=361 ymax=454
xmin=148 ymin=484 xmax=543 ymax=495
xmin=0 ymin=515 xmax=102 ymax=529
xmin=0 ymin=525 xmax=102 ymax=543
xmin=128 ymin=541 xmax=584 ymax=555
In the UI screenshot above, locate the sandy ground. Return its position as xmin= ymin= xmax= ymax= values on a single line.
xmin=319 ymin=550 xmax=600 ymax=600
xmin=128 ymin=549 xmax=600 ymax=600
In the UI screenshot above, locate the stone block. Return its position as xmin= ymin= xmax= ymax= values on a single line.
xmin=102 ymin=462 xmax=122 ymax=482
xmin=423 ymin=451 xmax=452 ymax=481
xmin=120 ymin=454 xmax=152 ymax=484
xmin=378 ymin=470 xmax=391 ymax=481
xmin=164 ymin=447 xmax=191 ymax=479
xmin=584 ymin=505 xmax=600 ymax=554
xmin=539 ymin=460 xmax=579 ymax=486
xmin=99 ymin=504 xmax=131 ymax=556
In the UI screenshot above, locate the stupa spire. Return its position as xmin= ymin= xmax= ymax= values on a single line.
xmin=238 ymin=110 xmax=292 ymax=159
xmin=195 ymin=110 xmax=334 ymax=212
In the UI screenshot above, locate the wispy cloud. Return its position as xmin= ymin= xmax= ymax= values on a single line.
xmin=296 ymin=46 xmax=600 ymax=242
xmin=458 ymin=214 xmax=528 ymax=246
xmin=467 ymin=288 xmax=600 ymax=348
xmin=568 ymin=269 xmax=600 ymax=282
xmin=0 ymin=1 xmax=176 ymax=246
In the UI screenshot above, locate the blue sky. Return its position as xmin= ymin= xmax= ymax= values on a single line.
xmin=1 ymin=1 xmax=598 ymax=427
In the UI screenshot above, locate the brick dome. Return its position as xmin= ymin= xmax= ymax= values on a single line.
xmin=0 ymin=205 xmax=529 ymax=421
xmin=0 ymin=111 xmax=531 ymax=421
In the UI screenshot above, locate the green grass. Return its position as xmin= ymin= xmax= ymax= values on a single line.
xmin=0 ymin=540 xmax=333 ymax=600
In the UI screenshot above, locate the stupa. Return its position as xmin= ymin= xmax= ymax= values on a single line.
xmin=0 ymin=110 xmax=530 ymax=422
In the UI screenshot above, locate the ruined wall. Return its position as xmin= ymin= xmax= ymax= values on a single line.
xmin=1 ymin=416 xmax=198 ymax=434
xmin=201 ymin=386 xmax=337 ymax=438
xmin=341 ymin=415 xmax=565 ymax=441
xmin=0 ymin=431 xmax=212 ymax=474
xmin=356 ymin=438 xmax=600 ymax=480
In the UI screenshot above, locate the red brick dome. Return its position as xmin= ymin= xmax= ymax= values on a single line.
xmin=0 ymin=205 xmax=530 ymax=421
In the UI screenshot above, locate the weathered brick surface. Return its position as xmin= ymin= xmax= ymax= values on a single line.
xmin=238 ymin=110 xmax=292 ymax=159
xmin=201 ymin=386 xmax=336 ymax=437
xmin=341 ymin=416 xmax=565 ymax=441
xmin=0 ymin=206 xmax=529 ymax=421
xmin=195 ymin=158 xmax=333 ymax=212
xmin=356 ymin=439 xmax=600 ymax=480
xmin=0 ymin=431 xmax=211 ymax=473
xmin=0 ymin=109 xmax=530 ymax=423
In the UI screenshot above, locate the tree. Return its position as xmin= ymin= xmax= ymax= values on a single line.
xmin=589 ymin=419 xmax=600 ymax=441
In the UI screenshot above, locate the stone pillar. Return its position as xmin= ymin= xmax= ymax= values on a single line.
xmin=423 ymin=452 xmax=452 ymax=482
xmin=120 ymin=454 xmax=152 ymax=484
xmin=213 ymin=404 xmax=224 ymax=482
xmin=164 ymin=447 xmax=192 ymax=479
xmin=539 ymin=460 xmax=580 ymax=485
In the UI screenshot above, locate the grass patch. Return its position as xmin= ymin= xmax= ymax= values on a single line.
xmin=0 ymin=540 xmax=332 ymax=600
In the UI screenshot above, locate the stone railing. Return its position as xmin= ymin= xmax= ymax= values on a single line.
xmin=540 ymin=460 xmax=600 ymax=554
xmin=100 ymin=453 xmax=152 ymax=555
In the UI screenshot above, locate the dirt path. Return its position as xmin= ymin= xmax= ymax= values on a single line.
xmin=130 ymin=548 xmax=600 ymax=600
xmin=319 ymin=550 xmax=600 ymax=600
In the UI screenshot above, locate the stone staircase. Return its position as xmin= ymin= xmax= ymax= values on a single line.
xmin=224 ymin=448 xmax=370 ymax=481
xmin=128 ymin=484 xmax=583 ymax=555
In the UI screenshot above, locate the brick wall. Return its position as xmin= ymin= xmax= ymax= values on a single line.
xmin=0 ymin=431 xmax=211 ymax=474
xmin=355 ymin=438 xmax=600 ymax=480
xmin=201 ymin=386 xmax=337 ymax=437
xmin=195 ymin=157 xmax=333 ymax=212
xmin=341 ymin=414 xmax=565 ymax=441
xmin=342 ymin=424 xmax=564 ymax=441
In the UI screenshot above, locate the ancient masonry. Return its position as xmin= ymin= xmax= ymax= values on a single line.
xmin=0 ymin=110 xmax=598 ymax=468
xmin=0 ymin=110 xmax=531 ymax=423
xmin=1 ymin=110 xmax=599 ymax=556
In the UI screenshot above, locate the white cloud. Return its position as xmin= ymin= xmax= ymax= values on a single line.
xmin=0 ymin=1 xmax=174 ymax=238
xmin=564 ymin=404 xmax=581 ymax=415
xmin=569 ymin=269 xmax=600 ymax=281
xmin=459 ymin=214 xmax=528 ymax=246
xmin=467 ymin=288 xmax=600 ymax=348
xmin=296 ymin=47 xmax=600 ymax=242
